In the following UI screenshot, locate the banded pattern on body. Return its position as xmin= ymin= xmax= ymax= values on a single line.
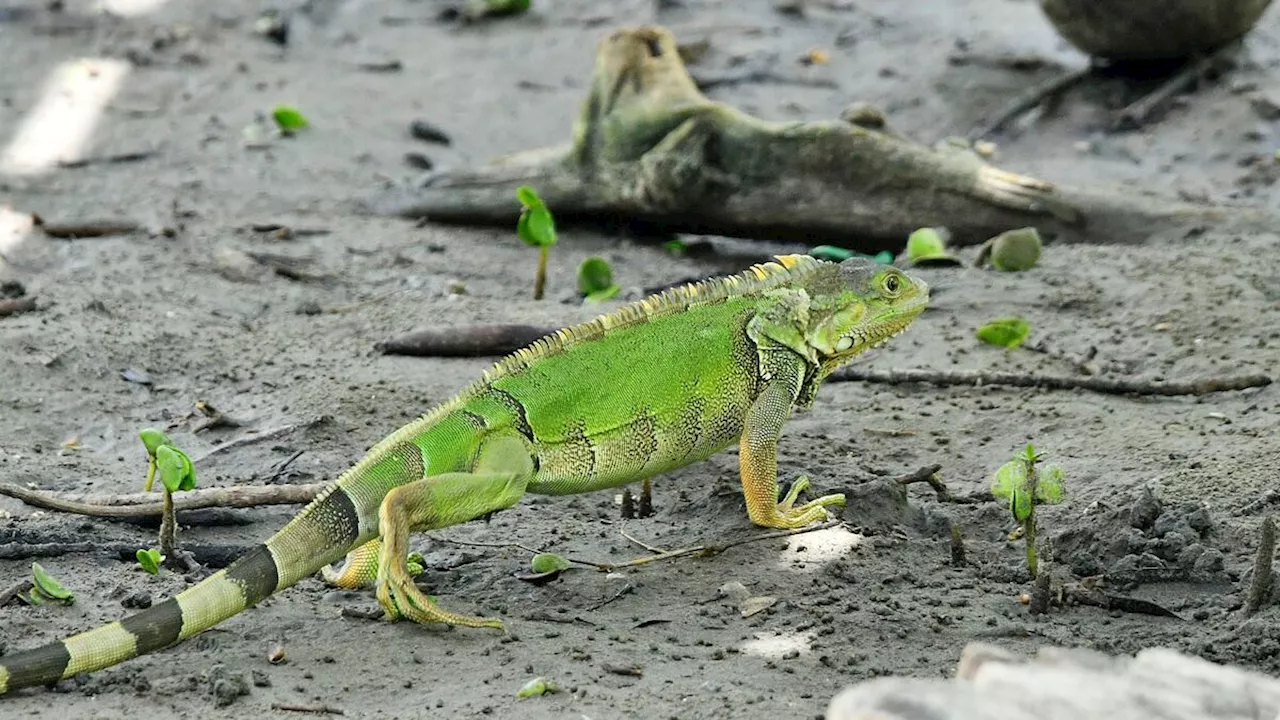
xmin=0 ymin=441 xmax=429 ymax=694
xmin=0 ymin=253 xmax=844 ymax=695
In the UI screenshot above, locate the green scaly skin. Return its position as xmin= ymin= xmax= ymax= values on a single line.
xmin=0 ymin=254 xmax=928 ymax=695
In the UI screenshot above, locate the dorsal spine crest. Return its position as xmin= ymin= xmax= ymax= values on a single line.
xmin=384 ymin=255 xmax=830 ymax=443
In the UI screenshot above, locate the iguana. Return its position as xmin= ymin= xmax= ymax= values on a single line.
xmin=0 ymin=254 xmax=928 ymax=695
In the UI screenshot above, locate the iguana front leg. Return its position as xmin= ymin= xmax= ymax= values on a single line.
xmin=740 ymin=351 xmax=846 ymax=529
xmin=375 ymin=433 xmax=534 ymax=629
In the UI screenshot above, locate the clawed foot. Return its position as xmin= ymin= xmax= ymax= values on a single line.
xmin=759 ymin=475 xmax=845 ymax=530
xmin=375 ymin=555 xmax=504 ymax=631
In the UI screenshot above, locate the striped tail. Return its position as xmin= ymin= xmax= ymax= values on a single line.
xmin=0 ymin=476 xmax=375 ymax=695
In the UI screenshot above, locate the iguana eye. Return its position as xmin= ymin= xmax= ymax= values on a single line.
xmin=882 ymin=273 xmax=902 ymax=296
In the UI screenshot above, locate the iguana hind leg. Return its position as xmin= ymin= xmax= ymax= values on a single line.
xmin=375 ymin=433 xmax=534 ymax=629
xmin=321 ymin=538 xmax=382 ymax=589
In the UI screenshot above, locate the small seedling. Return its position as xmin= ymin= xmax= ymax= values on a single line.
xmin=514 ymin=551 xmax=571 ymax=585
xmin=808 ymin=245 xmax=894 ymax=265
xmin=517 ymin=676 xmax=560 ymax=698
xmin=991 ymin=444 xmax=1065 ymax=578
xmin=904 ymin=227 xmax=961 ymax=266
xmin=577 ymin=256 xmax=620 ymax=302
xmin=138 ymin=429 xmax=198 ymax=571
xmin=976 ymin=226 xmax=1042 ymax=272
xmin=516 ymin=185 xmax=557 ymax=300
xmin=976 ymin=316 xmax=1030 ymax=349
xmin=137 ymin=548 xmax=164 ymax=575
xmin=272 ymin=105 xmax=309 ymax=135
xmin=27 ymin=562 xmax=74 ymax=606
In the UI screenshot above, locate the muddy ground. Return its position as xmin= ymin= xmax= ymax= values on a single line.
xmin=2 ymin=0 xmax=1280 ymax=718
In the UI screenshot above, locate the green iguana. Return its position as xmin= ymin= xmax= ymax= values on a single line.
xmin=0 ymin=254 xmax=928 ymax=695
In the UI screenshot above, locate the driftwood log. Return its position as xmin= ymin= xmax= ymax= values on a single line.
xmin=367 ymin=25 xmax=1264 ymax=252
xmin=826 ymin=642 xmax=1280 ymax=720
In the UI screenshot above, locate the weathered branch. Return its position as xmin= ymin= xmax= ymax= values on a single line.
xmin=366 ymin=26 xmax=1268 ymax=252
xmin=831 ymin=367 xmax=1271 ymax=397
xmin=0 ymin=482 xmax=326 ymax=518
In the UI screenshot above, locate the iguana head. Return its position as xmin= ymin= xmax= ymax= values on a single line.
xmin=804 ymin=258 xmax=929 ymax=365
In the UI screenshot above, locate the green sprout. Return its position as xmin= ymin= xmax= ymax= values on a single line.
xmin=991 ymin=444 xmax=1065 ymax=578
xmin=807 ymin=246 xmax=895 ymax=265
xmin=516 ymin=185 xmax=557 ymax=300
xmin=138 ymin=428 xmax=198 ymax=571
xmin=577 ymin=256 xmax=620 ymax=302
xmin=904 ymin=227 xmax=960 ymax=266
xmin=982 ymin=227 xmax=1042 ymax=272
xmin=137 ymin=548 xmax=163 ymax=575
xmin=976 ymin=317 xmax=1031 ymax=349
xmin=530 ymin=552 xmax=571 ymax=574
xmin=517 ymin=676 xmax=560 ymax=698
xmin=27 ymin=562 xmax=74 ymax=606
xmin=662 ymin=238 xmax=688 ymax=256
xmin=272 ymin=105 xmax=309 ymax=135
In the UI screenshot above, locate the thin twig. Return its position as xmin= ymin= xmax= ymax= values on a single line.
xmin=892 ymin=464 xmax=948 ymax=499
xmin=267 ymin=449 xmax=306 ymax=484
xmin=437 ymin=520 xmax=843 ymax=573
xmin=270 ymin=702 xmax=345 ymax=715
xmin=57 ymin=150 xmax=157 ymax=169
xmin=0 ymin=297 xmax=36 ymax=317
xmin=586 ymin=583 xmax=635 ymax=611
xmin=620 ymin=525 xmax=668 ymax=554
xmin=195 ymin=423 xmax=304 ymax=460
xmin=582 ymin=520 xmax=844 ymax=572
xmin=0 ymin=482 xmax=326 ymax=518
xmin=0 ymin=578 xmax=34 ymax=607
xmin=831 ymin=367 xmax=1271 ymax=397
xmin=969 ymin=65 xmax=1093 ymax=140
xmin=33 ymin=217 xmax=141 ymax=238
xmin=0 ymin=541 xmax=252 ymax=567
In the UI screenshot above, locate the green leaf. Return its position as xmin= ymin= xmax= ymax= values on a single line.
xmin=137 ymin=548 xmax=163 ymax=575
xmin=515 ymin=185 xmax=545 ymax=211
xmin=991 ymin=459 xmax=1024 ymax=501
xmin=27 ymin=588 xmax=44 ymax=606
xmin=906 ymin=228 xmax=947 ymax=261
xmin=517 ymin=676 xmax=559 ymax=698
xmin=988 ymin=227 xmax=1042 ymax=272
xmin=139 ymin=428 xmax=173 ymax=458
xmin=272 ymin=105 xmax=309 ymax=133
xmin=176 ymin=448 xmax=197 ymax=491
xmin=872 ymin=250 xmax=895 ymax=265
xmin=577 ymin=256 xmax=615 ymax=296
xmin=662 ymin=238 xmax=687 ymax=256
xmin=1037 ymin=465 xmax=1066 ymax=504
xmin=808 ymin=245 xmax=853 ymax=263
xmin=976 ymin=317 xmax=1031 ymax=349
xmin=585 ymin=286 xmax=621 ymax=303
xmin=487 ymin=0 xmax=531 ymax=12
xmin=517 ymin=206 xmax=556 ymax=249
xmin=31 ymin=562 xmax=74 ymax=603
xmin=530 ymin=552 xmax=571 ymax=574
xmin=156 ymin=445 xmax=188 ymax=494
